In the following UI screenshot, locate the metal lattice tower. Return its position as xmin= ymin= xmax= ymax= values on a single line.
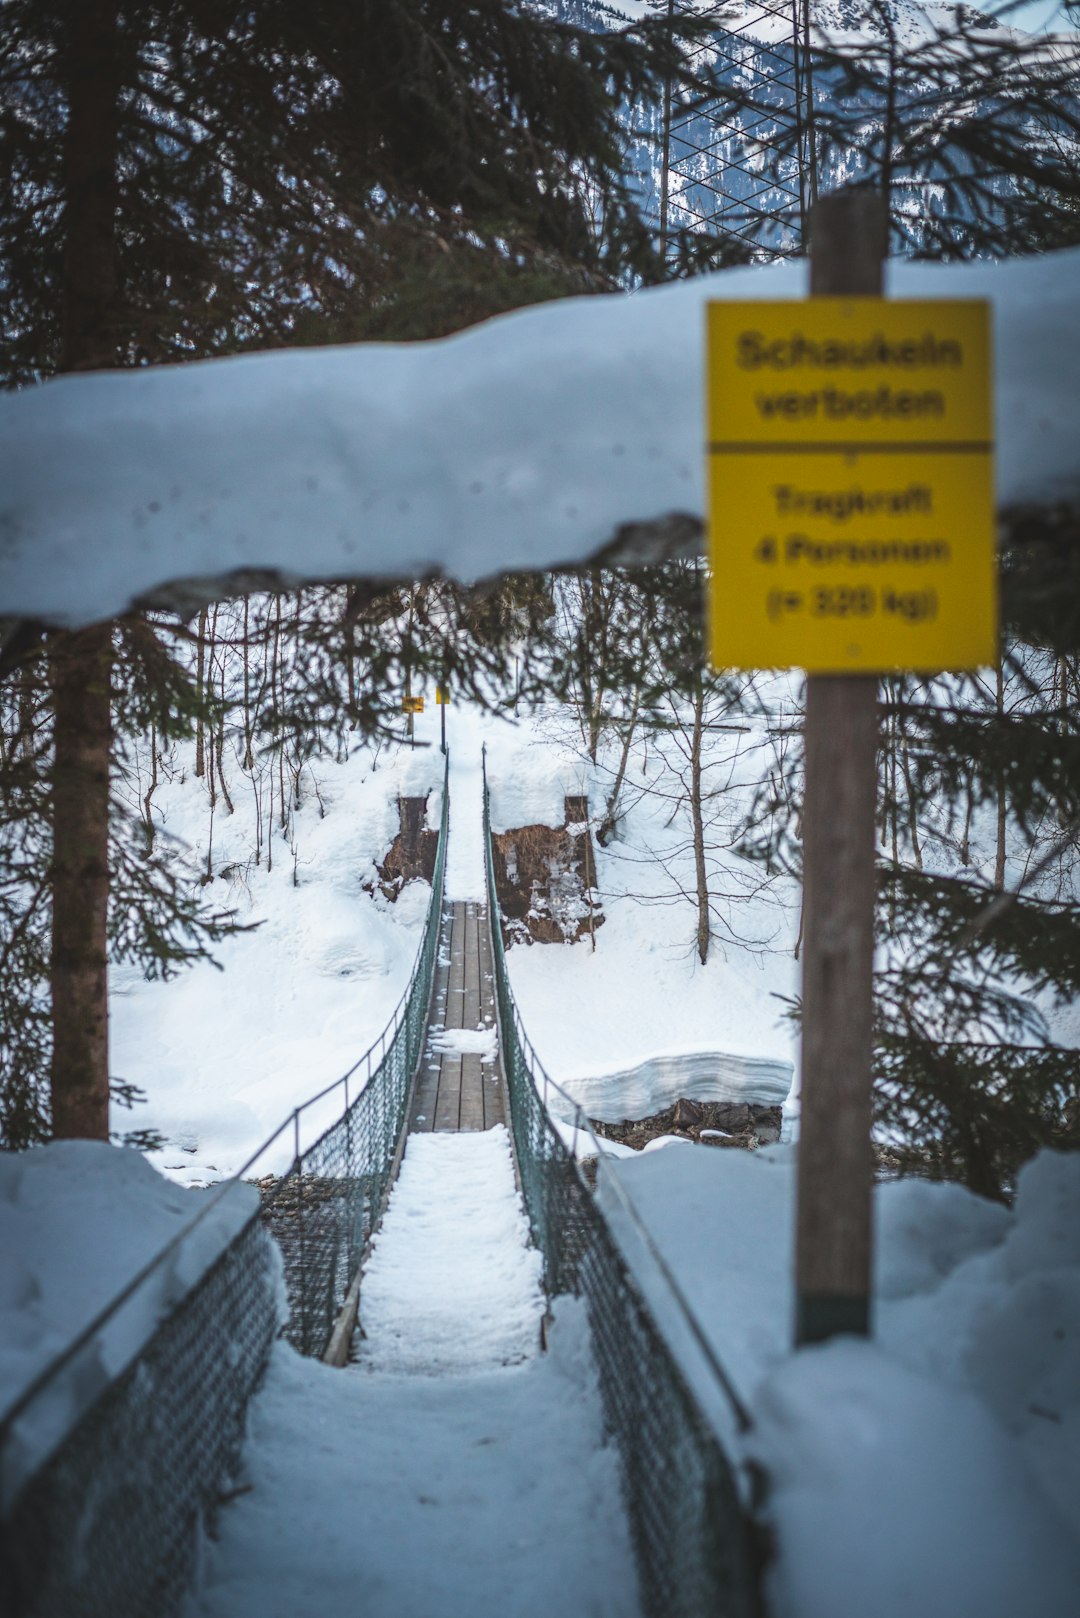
xmin=659 ymin=0 xmax=817 ymax=258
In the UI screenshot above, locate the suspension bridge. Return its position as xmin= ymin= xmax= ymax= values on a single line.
xmin=0 ymin=751 xmax=759 ymax=1618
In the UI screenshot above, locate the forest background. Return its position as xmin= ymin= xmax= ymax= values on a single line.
xmin=2 ymin=0 xmax=1080 ymax=1202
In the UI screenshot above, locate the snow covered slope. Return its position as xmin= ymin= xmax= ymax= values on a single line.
xmin=112 ymin=735 xmax=445 ymax=1185
xmin=484 ymin=704 xmax=800 ymax=1115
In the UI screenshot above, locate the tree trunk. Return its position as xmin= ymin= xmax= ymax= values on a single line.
xmin=194 ymin=607 xmax=208 ymax=777
xmin=690 ymin=685 xmax=710 ymax=965
xmin=994 ymin=661 xmax=1007 ymax=891
xmin=50 ymin=0 xmax=121 ymax=1141
xmin=597 ymin=684 xmax=641 ymax=847
xmin=143 ymin=722 xmax=158 ymax=847
xmin=60 ymin=1 xmax=121 ymax=374
xmin=961 ymin=770 xmax=974 ymax=867
xmin=899 ymin=737 xmax=922 ymax=871
xmin=216 ymin=642 xmax=234 ymax=816
xmin=242 ymin=595 xmax=255 ymax=768
xmin=50 ymin=626 xmax=113 ymax=1138
xmin=276 ymin=598 xmax=287 ymax=828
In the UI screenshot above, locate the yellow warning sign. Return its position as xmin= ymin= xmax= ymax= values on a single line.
xmin=435 ymin=685 xmax=450 ymax=706
xmin=706 ymin=299 xmax=996 ymax=673
xmin=402 ymin=695 xmax=425 ymax=714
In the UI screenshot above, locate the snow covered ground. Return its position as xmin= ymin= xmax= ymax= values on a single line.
xmin=188 ymin=1127 xmax=640 ymax=1618
xmin=482 ymin=704 xmax=800 ymax=1119
xmin=110 ymin=688 xmax=797 ymax=1176
xmin=4 ymin=247 xmax=1079 ymax=627
xmin=598 ymin=1142 xmax=1080 ymax=1618
xmin=9 ymin=690 xmax=1075 ymax=1618
xmin=111 ymin=732 xmax=446 ymax=1185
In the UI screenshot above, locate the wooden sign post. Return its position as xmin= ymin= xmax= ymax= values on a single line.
xmin=705 ymin=185 xmax=995 ymax=1346
xmin=797 ymin=190 xmax=885 ymax=1344
xmin=402 ymin=689 xmax=424 ymax=746
xmin=436 ymin=681 xmax=450 ymax=755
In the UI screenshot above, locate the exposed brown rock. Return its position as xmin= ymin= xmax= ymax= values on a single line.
xmin=672 ymin=1097 xmax=704 ymax=1129
xmin=492 ymin=795 xmax=603 ymax=946
xmin=372 ymin=794 xmax=438 ymax=901
xmin=591 ymin=1098 xmax=783 ymax=1152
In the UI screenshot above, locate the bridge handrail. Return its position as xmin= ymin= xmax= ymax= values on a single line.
xmin=0 ymin=753 xmax=449 ymax=1442
xmin=259 ymin=754 xmax=450 ymax=1355
xmin=482 ymin=746 xmax=758 ymax=1618
xmin=0 ymin=757 xmax=449 ymax=1618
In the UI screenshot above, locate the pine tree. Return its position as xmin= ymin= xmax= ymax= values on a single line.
xmin=2 ymin=0 xmax=703 ymax=382
xmin=736 ymin=522 xmax=1080 ymax=1201
xmin=804 ymin=1 xmax=1080 ymax=257
xmin=44 ymin=0 xmax=121 ymax=1140
xmin=792 ymin=1 xmax=1079 ymax=256
xmin=0 ymin=0 xmax=699 ymax=1142
xmin=872 ymin=524 xmax=1080 ymax=1198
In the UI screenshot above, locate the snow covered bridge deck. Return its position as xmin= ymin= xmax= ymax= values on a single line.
xmin=191 ymin=1126 xmax=643 ymax=1618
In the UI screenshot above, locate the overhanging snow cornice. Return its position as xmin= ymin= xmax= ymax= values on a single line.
xmin=1 ymin=249 xmax=1078 ymax=629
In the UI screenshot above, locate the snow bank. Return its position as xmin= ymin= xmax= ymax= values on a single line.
xmin=485 ymin=732 xmax=591 ymax=836
xmin=597 ymin=1144 xmax=1080 ymax=1618
xmin=545 ymin=1048 xmax=793 ymax=1121
xmin=598 ymin=1143 xmax=797 ymax=1396
xmin=4 ymin=249 xmax=1079 ymax=626
xmin=754 ymin=1340 xmax=1080 ymax=1618
xmin=112 ymin=735 xmax=445 ymax=1184
xmin=0 ymin=1141 xmax=258 ymax=1504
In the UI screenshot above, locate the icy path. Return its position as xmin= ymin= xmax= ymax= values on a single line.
xmin=189 ymin=1129 xmax=641 ymax=1618
xmin=445 ymin=736 xmax=486 ymax=902
xmin=357 ymin=1128 xmax=543 ymax=1372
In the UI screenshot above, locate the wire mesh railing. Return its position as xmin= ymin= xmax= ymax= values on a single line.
xmin=482 ymin=749 xmax=760 ymax=1618
xmin=253 ymin=757 xmax=449 ymax=1357
xmin=0 ymin=762 xmax=449 ymax=1618
xmin=0 ymin=1195 xmax=281 ymax=1618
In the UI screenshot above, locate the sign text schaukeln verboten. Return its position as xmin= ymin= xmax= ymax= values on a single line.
xmin=707 ymin=299 xmax=995 ymax=672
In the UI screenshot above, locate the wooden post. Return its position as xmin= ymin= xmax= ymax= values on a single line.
xmin=795 ymin=188 xmax=886 ymax=1346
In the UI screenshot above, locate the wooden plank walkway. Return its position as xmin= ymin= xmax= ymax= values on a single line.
xmin=412 ymin=900 xmax=507 ymax=1133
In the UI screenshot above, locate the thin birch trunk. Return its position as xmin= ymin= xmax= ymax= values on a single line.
xmin=690 ymin=685 xmax=710 ymax=965
xmin=597 ymin=685 xmax=642 ymax=847
xmin=195 ymin=606 xmax=208 ymax=778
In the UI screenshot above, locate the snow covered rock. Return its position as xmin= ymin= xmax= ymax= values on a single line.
xmin=599 ymin=1142 xmax=1080 ymax=1612
xmin=751 ymin=1338 xmax=1080 ymax=1618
